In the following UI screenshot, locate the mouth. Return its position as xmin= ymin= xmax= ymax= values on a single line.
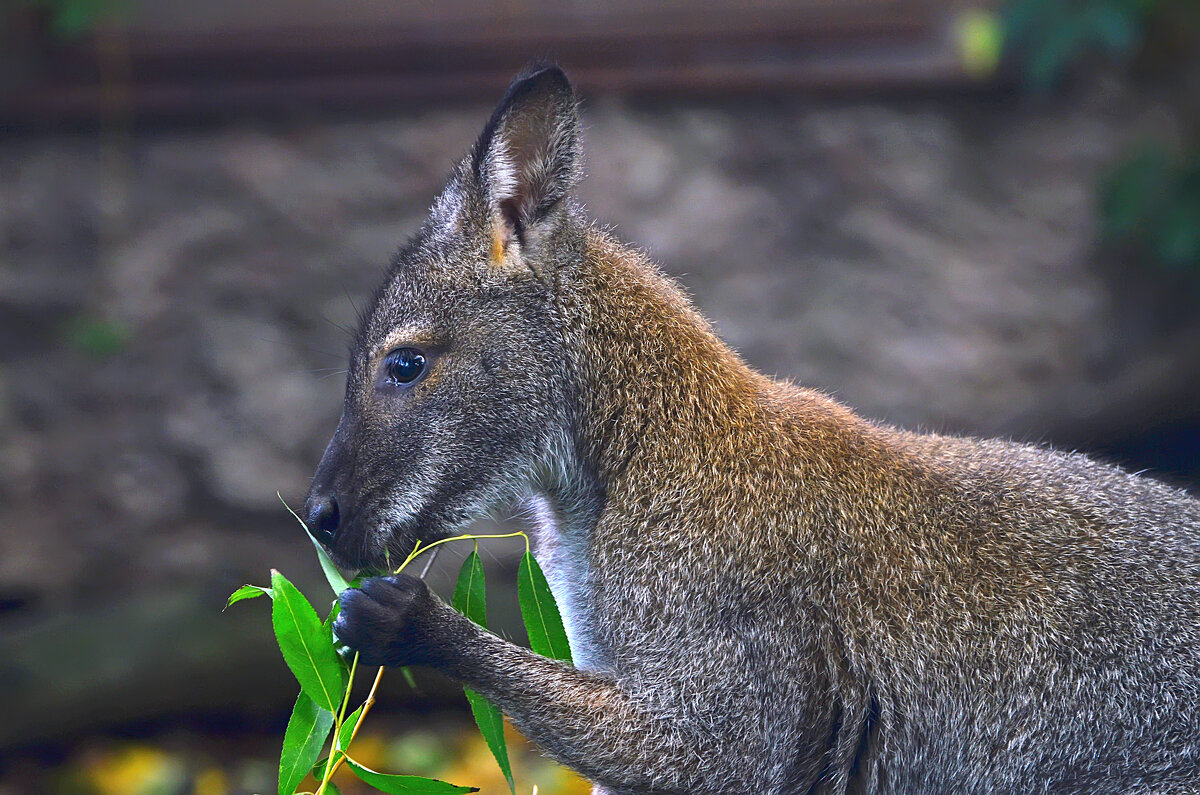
xmin=321 ymin=498 xmax=431 ymax=574
xmin=314 ymin=492 xmax=485 ymax=573
xmin=322 ymin=544 xmax=376 ymax=575
xmin=320 ymin=521 xmax=393 ymax=574
xmin=306 ymin=496 xmax=387 ymax=573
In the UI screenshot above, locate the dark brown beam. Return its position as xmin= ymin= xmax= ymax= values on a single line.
xmin=2 ymin=5 xmax=988 ymax=124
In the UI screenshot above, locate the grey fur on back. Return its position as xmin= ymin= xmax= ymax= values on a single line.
xmin=846 ymin=435 xmax=1200 ymax=791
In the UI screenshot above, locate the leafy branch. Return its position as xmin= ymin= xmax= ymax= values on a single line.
xmin=227 ymin=500 xmax=572 ymax=795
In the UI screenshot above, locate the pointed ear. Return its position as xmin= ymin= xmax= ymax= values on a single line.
xmin=471 ymin=64 xmax=581 ymax=267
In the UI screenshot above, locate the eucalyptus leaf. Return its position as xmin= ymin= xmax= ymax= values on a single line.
xmin=271 ymin=569 xmax=348 ymax=713
xmin=325 ymin=600 xmax=341 ymax=629
xmin=307 ymin=526 xmax=352 ymax=596
xmin=517 ymin=552 xmax=572 ymax=663
xmin=452 ymin=550 xmax=514 ymax=792
xmin=225 ymin=584 xmax=272 ymax=609
xmin=452 ymin=549 xmax=487 ymax=625
xmin=343 ymin=759 xmax=477 ymax=794
xmin=322 ymin=601 xmax=353 ymax=669
xmin=280 ymin=492 xmax=353 ymax=595
xmin=337 ymin=704 xmax=365 ymax=752
xmin=279 ymin=691 xmax=335 ymax=795
xmin=465 ymin=689 xmax=513 ymax=793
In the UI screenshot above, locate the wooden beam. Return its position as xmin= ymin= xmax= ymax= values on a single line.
xmin=2 ymin=4 xmax=990 ymax=123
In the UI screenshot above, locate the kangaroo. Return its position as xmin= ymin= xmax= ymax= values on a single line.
xmin=305 ymin=65 xmax=1200 ymax=793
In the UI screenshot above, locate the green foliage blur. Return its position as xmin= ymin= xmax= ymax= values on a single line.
xmin=19 ymin=0 xmax=122 ymax=37
xmin=63 ymin=316 xmax=129 ymax=359
xmin=1004 ymin=0 xmax=1200 ymax=276
xmin=1004 ymin=0 xmax=1153 ymax=94
xmin=1100 ymin=145 xmax=1200 ymax=273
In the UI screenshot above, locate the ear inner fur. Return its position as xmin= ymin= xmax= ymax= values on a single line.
xmin=472 ymin=64 xmax=580 ymax=272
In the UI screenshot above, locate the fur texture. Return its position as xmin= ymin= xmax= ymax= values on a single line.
xmin=310 ymin=66 xmax=1200 ymax=793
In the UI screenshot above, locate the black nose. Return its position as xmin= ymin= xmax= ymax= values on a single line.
xmin=308 ymin=495 xmax=341 ymax=545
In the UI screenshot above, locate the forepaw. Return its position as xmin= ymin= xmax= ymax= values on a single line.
xmin=333 ymin=574 xmax=437 ymax=668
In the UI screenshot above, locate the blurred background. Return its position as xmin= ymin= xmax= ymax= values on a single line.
xmin=1 ymin=0 xmax=1199 ymax=792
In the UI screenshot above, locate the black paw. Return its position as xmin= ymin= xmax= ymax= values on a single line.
xmin=333 ymin=574 xmax=440 ymax=668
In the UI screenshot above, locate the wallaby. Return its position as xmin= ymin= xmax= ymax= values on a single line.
xmin=305 ymin=65 xmax=1200 ymax=793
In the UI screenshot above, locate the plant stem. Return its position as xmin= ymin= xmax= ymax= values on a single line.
xmin=314 ymin=529 xmax=527 ymax=794
xmin=395 ymin=530 xmax=529 ymax=574
xmin=316 ymin=651 xmax=358 ymax=795
xmin=315 ymin=666 xmax=386 ymax=787
xmin=335 ymin=652 xmax=359 ymax=739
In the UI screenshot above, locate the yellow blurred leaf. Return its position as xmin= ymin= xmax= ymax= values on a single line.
xmin=955 ymin=9 xmax=1004 ymax=79
xmin=194 ymin=767 xmax=229 ymax=795
xmin=82 ymin=744 xmax=184 ymax=795
xmin=344 ymin=732 xmax=388 ymax=772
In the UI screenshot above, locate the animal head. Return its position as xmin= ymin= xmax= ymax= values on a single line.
xmin=304 ymin=65 xmax=586 ymax=571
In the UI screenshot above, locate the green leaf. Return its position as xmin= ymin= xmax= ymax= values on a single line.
xmin=451 ymin=549 xmax=487 ymax=626
xmin=343 ymin=759 xmax=477 ymax=794
xmin=279 ymin=692 xmax=335 ymax=795
xmin=336 ymin=704 xmax=365 ymax=753
xmin=517 ymin=552 xmax=572 ymax=663
xmin=325 ymin=783 xmax=342 ymax=795
xmin=323 ymin=601 xmax=341 ymax=645
xmin=451 ymin=550 xmax=513 ymax=792
xmin=271 ymin=570 xmax=348 ymax=713
xmin=308 ymin=528 xmax=352 ymax=596
xmin=324 ymin=602 xmax=354 ymax=669
xmin=325 ymin=600 xmax=341 ymax=628
xmin=225 ymin=584 xmax=272 ymax=609
xmin=281 ymin=493 xmax=352 ymax=595
xmin=465 ymin=689 xmax=513 ymax=793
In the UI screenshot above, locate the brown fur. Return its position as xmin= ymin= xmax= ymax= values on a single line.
xmin=314 ymin=66 xmax=1200 ymax=793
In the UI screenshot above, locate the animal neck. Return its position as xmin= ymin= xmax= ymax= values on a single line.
xmin=557 ymin=227 xmax=770 ymax=489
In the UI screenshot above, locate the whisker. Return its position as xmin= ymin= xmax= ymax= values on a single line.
xmin=345 ymin=289 xmax=369 ymax=329
xmin=322 ymin=314 xmax=357 ymax=340
xmin=256 ymin=335 xmax=347 ymax=362
xmin=317 ymin=369 xmax=349 ymax=381
xmin=479 ymin=544 xmax=505 ymax=567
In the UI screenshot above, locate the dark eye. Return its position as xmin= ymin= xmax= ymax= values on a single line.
xmin=383 ymin=347 xmax=426 ymax=386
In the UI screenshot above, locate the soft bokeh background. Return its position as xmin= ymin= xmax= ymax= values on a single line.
xmin=2 ymin=1 xmax=1198 ymax=793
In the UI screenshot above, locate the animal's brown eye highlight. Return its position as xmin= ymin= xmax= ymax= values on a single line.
xmin=383 ymin=347 xmax=426 ymax=386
